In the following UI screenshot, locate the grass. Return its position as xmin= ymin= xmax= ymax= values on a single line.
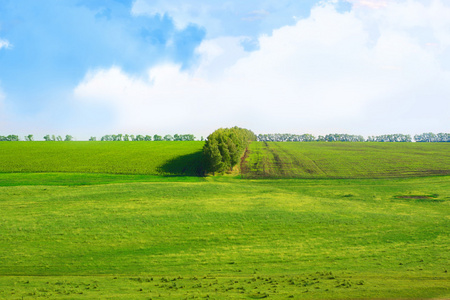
xmin=2 ymin=141 xmax=449 ymax=179
xmin=241 ymin=142 xmax=450 ymax=178
xmin=0 ymin=173 xmax=449 ymax=299
xmin=0 ymin=141 xmax=205 ymax=176
xmin=0 ymin=141 xmax=449 ymax=298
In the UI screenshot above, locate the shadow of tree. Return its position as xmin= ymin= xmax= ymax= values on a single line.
xmin=158 ymin=151 xmax=205 ymax=176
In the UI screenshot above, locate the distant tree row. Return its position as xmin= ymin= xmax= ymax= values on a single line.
xmin=203 ymin=127 xmax=256 ymax=174
xmin=0 ymin=134 xmax=198 ymax=141
xmin=319 ymin=134 xmax=365 ymax=142
xmin=414 ymin=132 xmax=449 ymax=142
xmin=0 ymin=135 xmax=73 ymax=141
xmin=257 ymin=133 xmax=449 ymax=142
xmin=43 ymin=135 xmax=73 ymax=141
xmin=258 ymin=133 xmax=365 ymax=142
xmin=0 ymin=135 xmax=20 ymax=141
xmin=1 ymin=132 xmax=448 ymax=142
xmin=97 ymin=134 xmax=196 ymax=141
xmin=366 ymin=134 xmax=412 ymax=142
xmin=258 ymin=133 xmax=316 ymax=142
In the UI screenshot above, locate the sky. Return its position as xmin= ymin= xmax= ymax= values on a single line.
xmin=0 ymin=0 xmax=449 ymax=140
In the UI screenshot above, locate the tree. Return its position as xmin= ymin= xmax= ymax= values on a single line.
xmin=5 ymin=135 xmax=19 ymax=141
xmin=101 ymin=135 xmax=113 ymax=141
xmin=44 ymin=135 xmax=51 ymax=141
xmin=164 ymin=134 xmax=173 ymax=141
xmin=89 ymin=136 xmax=97 ymax=141
xmin=415 ymin=132 xmax=449 ymax=142
xmin=203 ymin=139 xmax=223 ymax=174
xmin=25 ymin=134 xmax=34 ymax=141
xmin=153 ymin=134 xmax=162 ymax=141
xmin=64 ymin=135 xmax=73 ymax=141
xmin=203 ymin=127 xmax=256 ymax=174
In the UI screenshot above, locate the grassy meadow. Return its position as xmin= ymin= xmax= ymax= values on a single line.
xmin=242 ymin=142 xmax=450 ymax=178
xmin=0 ymin=141 xmax=449 ymax=299
xmin=0 ymin=141 xmax=204 ymax=176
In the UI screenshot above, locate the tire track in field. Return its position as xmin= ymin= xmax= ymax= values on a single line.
xmin=265 ymin=142 xmax=289 ymax=176
xmin=272 ymin=143 xmax=327 ymax=177
xmin=241 ymin=142 xmax=327 ymax=178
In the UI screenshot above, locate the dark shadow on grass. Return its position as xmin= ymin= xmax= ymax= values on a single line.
xmin=158 ymin=151 xmax=205 ymax=176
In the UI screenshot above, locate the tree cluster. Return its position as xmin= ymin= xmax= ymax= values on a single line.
xmin=321 ymin=134 xmax=365 ymax=142
xmin=98 ymin=134 xmax=196 ymax=141
xmin=257 ymin=133 xmax=364 ymax=142
xmin=257 ymin=133 xmax=449 ymax=142
xmin=1 ymin=132 xmax=448 ymax=142
xmin=258 ymin=133 xmax=315 ymax=142
xmin=414 ymin=132 xmax=449 ymax=142
xmin=43 ymin=135 xmax=73 ymax=141
xmin=0 ymin=135 xmax=19 ymax=141
xmin=366 ymin=134 xmax=412 ymax=142
xmin=203 ymin=127 xmax=256 ymax=174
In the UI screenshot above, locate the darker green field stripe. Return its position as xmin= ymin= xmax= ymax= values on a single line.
xmin=242 ymin=142 xmax=450 ymax=179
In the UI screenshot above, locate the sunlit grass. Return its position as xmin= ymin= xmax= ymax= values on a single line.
xmin=0 ymin=141 xmax=204 ymax=176
xmin=0 ymin=174 xmax=449 ymax=299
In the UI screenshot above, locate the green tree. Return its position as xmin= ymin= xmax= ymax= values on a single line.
xmin=203 ymin=139 xmax=223 ymax=174
xmin=203 ymin=127 xmax=256 ymax=174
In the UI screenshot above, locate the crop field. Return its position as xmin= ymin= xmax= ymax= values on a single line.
xmin=241 ymin=142 xmax=450 ymax=178
xmin=1 ymin=141 xmax=449 ymax=179
xmin=0 ymin=141 xmax=449 ymax=299
xmin=0 ymin=141 xmax=204 ymax=176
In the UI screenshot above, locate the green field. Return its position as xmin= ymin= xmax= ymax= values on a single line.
xmin=241 ymin=142 xmax=450 ymax=178
xmin=2 ymin=141 xmax=449 ymax=179
xmin=0 ymin=174 xmax=449 ymax=299
xmin=0 ymin=142 xmax=449 ymax=299
xmin=0 ymin=141 xmax=204 ymax=176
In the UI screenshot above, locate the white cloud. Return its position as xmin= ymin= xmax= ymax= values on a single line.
xmin=75 ymin=0 xmax=450 ymax=136
xmin=0 ymin=39 xmax=12 ymax=50
xmin=348 ymin=0 xmax=388 ymax=9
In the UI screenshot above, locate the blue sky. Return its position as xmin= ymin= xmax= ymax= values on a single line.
xmin=0 ymin=0 xmax=449 ymax=139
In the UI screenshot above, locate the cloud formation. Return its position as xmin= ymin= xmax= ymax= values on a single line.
xmin=74 ymin=0 xmax=450 ymax=137
xmin=131 ymin=0 xmax=321 ymax=39
xmin=0 ymin=39 xmax=11 ymax=49
xmin=349 ymin=0 xmax=387 ymax=9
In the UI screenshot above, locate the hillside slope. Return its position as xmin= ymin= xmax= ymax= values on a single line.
xmin=0 ymin=141 xmax=204 ymax=176
xmin=241 ymin=142 xmax=450 ymax=178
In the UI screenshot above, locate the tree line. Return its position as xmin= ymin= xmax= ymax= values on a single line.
xmin=257 ymin=133 xmax=449 ymax=142
xmin=414 ymin=132 xmax=449 ymax=142
xmin=0 ymin=134 xmax=198 ymax=141
xmin=1 ymin=132 xmax=449 ymax=142
xmin=98 ymin=134 xmax=196 ymax=141
xmin=203 ymin=127 xmax=256 ymax=174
